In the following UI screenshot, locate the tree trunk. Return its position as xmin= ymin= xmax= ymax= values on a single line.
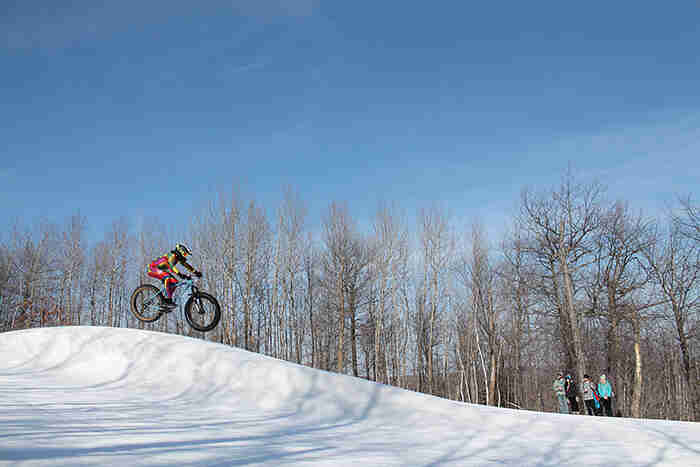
xmin=677 ymin=318 xmax=698 ymax=420
xmin=559 ymin=228 xmax=586 ymax=407
xmin=607 ymin=313 xmax=619 ymax=384
xmin=489 ymin=349 xmax=497 ymax=406
xmin=336 ymin=269 xmax=345 ymax=373
xmin=350 ymin=293 xmax=359 ymax=377
xmin=630 ymin=316 xmax=643 ymax=418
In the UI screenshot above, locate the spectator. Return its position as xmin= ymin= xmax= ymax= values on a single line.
xmin=590 ymin=381 xmax=602 ymax=415
xmin=581 ymin=374 xmax=598 ymax=416
xmin=553 ymin=372 xmax=569 ymax=414
xmin=565 ymin=374 xmax=579 ymax=414
xmin=598 ymin=374 xmax=614 ymax=416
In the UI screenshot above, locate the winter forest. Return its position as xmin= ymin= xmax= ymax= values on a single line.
xmin=2 ymin=173 xmax=698 ymax=422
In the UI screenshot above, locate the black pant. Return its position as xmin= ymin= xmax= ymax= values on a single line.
xmin=567 ymin=396 xmax=579 ymax=413
xmin=584 ymin=399 xmax=597 ymax=415
xmin=601 ymin=397 xmax=612 ymax=416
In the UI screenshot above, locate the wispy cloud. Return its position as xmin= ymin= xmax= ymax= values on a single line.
xmin=233 ymin=0 xmax=320 ymax=19
xmin=555 ymin=111 xmax=700 ymax=177
xmin=229 ymin=61 xmax=269 ymax=74
xmin=214 ymin=61 xmax=270 ymax=83
xmin=0 ymin=168 xmax=16 ymax=179
xmin=2 ymin=1 xmax=320 ymax=52
xmin=2 ymin=4 xmax=115 ymax=51
xmin=535 ymin=110 xmax=700 ymax=211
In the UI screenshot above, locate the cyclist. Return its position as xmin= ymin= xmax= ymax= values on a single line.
xmin=147 ymin=243 xmax=202 ymax=308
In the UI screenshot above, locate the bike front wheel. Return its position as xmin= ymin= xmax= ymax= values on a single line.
xmin=130 ymin=284 xmax=163 ymax=323
xmin=184 ymin=292 xmax=221 ymax=332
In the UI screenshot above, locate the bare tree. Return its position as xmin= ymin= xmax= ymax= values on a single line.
xmin=220 ymin=193 xmax=242 ymax=346
xmin=320 ymin=202 xmax=371 ymax=375
xmin=499 ymin=221 xmax=537 ymax=409
xmin=274 ymin=187 xmax=309 ymax=363
xmin=57 ymin=214 xmax=87 ymax=326
xmin=0 ymin=242 xmax=10 ymax=329
xmin=646 ymin=220 xmax=699 ymax=420
xmin=102 ymin=218 xmax=131 ymax=328
xmin=455 ymin=222 xmax=501 ymax=405
xmin=591 ymin=201 xmax=656 ymax=416
xmin=674 ymin=196 xmax=700 ymax=244
xmin=235 ymin=201 xmax=270 ymax=351
xmin=303 ymin=233 xmax=320 ymax=368
xmin=519 ymin=173 xmax=604 ymax=404
xmin=370 ymin=203 xmax=409 ymax=383
xmin=417 ymin=205 xmax=453 ymax=394
xmin=6 ymin=221 xmax=58 ymax=330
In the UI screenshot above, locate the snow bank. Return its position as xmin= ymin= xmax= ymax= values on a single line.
xmin=0 ymin=326 xmax=698 ymax=466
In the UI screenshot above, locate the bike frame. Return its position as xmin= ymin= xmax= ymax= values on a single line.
xmin=152 ymin=277 xmax=196 ymax=308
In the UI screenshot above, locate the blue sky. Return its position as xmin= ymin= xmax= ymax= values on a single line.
xmin=2 ymin=1 xmax=699 ymax=241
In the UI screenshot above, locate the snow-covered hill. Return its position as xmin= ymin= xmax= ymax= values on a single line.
xmin=0 ymin=326 xmax=698 ymax=466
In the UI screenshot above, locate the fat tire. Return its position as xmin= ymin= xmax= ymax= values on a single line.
xmin=184 ymin=292 xmax=221 ymax=332
xmin=130 ymin=284 xmax=163 ymax=323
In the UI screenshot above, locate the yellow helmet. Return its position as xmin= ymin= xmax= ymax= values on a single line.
xmin=175 ymin=243 xmax=191 ymax=258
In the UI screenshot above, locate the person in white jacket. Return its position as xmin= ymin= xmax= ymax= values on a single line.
xmin=581 ymin=374 xmax=599 ymax=415
xmin=552 ymin=372 xmax=568 ymax=414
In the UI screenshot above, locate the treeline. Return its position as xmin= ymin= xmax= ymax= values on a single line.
xmin=1 ymin=174 xmax=698 ymax=421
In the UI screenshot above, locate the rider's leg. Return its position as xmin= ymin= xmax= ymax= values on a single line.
xmin=147 ymin=263 xmax=168 ymax=283
xmin=147 ymin=262 xmax=175 ymax=302
xmin=164 ymin=275 xmax=178 ymax=299
xmin=158 ymin=276 xmax=178 ymax=309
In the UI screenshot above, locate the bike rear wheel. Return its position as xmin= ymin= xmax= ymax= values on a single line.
xmin=130 ymin=284 xmax=163 ymax=322
xmin=184 ymin=292 xmax=221 ymax=332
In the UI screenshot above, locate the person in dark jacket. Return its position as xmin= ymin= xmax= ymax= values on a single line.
xmin=591 ymin=382 xmax=602 ymax=415
xmin=565 ymin=374 xmax=579 ymax=414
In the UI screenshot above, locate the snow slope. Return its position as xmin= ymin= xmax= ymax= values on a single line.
xmin=0 ymin=327 xmax=698 ymax=466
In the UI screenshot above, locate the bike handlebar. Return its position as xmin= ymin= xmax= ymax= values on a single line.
xmin=178 ymin=272 xmax=202 ymax=281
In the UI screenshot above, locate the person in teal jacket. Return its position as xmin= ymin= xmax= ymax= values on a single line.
xmin=598 ymin=374 xmax=614 ymax=416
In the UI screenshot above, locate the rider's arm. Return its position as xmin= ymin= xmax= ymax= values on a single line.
xmin=172 ymin=258 xmax=198 ymax=277
xmin=181 ymin=260 xmax=196 ymax=273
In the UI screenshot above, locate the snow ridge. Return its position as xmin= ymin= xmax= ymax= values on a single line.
xmin=0 ymin=326 xmax=698 ymax=466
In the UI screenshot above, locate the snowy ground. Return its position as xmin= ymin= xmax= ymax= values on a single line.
xmin=0 ymin=327 xmax=698 ymax=466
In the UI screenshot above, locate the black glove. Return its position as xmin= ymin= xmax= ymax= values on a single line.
xmin=178 ymin=273 xmax=192 ymax=280
xmin=194 ymin=270 xmax=202 ymax=278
